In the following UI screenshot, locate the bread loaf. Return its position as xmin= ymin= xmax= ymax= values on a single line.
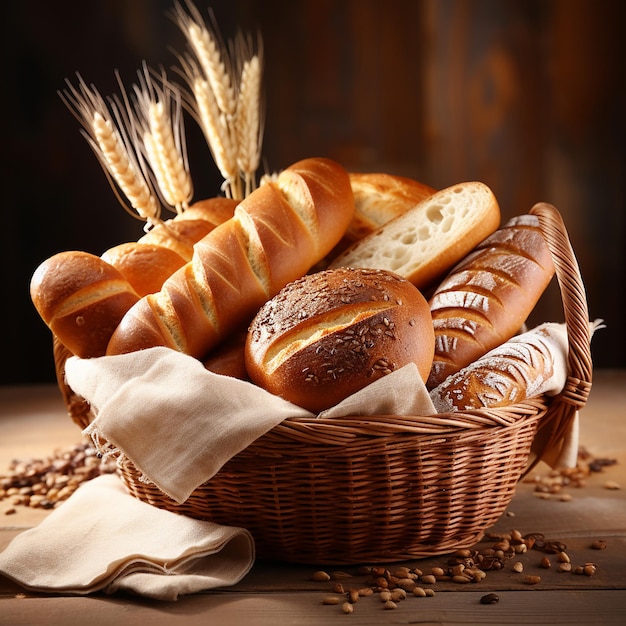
xmin=106 ymin=157 xmax=355 ymax=358
xmin=102 ymin=197 xmax=238 ymax=296
xmin=429 ymin=322 xmax=569 ymax=412
xmin=245 ymin=267 xmax=435 ymax=412
xmin=329 ymin=181 xmax=501 ymax=290
xmin=427 ymin=214 xmax=556 ymax=389
xmin=342 ymin=172 xmax=435 ymax=247
xmin=30 ymin=251 xmax=140 ymax=358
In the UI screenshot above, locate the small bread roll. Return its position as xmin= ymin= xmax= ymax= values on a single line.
xmin=245 ymin=267 xmax=435 ymax=412
xmin=30 ymin=251 xmax=139 ymax=358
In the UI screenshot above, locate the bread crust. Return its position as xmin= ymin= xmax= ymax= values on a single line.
xmin=329 ymin=181 xmax=501 ymax=291
xmin=427 ymin=214 xmax=555 ymax=389
xmin=29 ymin=251 xmax=140 ymax=358
xmin=245 ymin=267 xmax=435 ymax=412
xmin=429 ymin=322 xmax=567 ymax=412
xmin=107 ymin=157 xmax=355 ymax=357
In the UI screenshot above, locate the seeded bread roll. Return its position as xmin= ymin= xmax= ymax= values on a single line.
xmin=329 ymin=181 xmax=501 ymax=290
xmin=245 ymin=267 xmax=435 ymax=413
xmin=427 ymin=214 xmax=556 ymax=389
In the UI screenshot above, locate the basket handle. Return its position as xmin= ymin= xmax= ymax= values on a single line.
xmin=526 ymin=202 xmax=593 ymax=468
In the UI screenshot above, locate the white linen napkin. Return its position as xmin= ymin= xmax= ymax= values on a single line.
xmin=64 ymin=349 xmax=434 ymax=504
xmin=0 ymin=474 xmax=254 ymax=601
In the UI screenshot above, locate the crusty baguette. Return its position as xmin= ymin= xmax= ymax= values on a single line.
xmin=30 ymin=251 xmax=140 ymax=358
xmin=328 ymin=181 xmax=501 ymax=290
xmin=427 ymin=214 xmax=556 ymax=389
xmin=429 ymin=322 xmax=569 ymax=412
xmin=106 ymin=157 xmax=355 ymax=358
xmin=102 ymin=197 xmax=238 ymax=296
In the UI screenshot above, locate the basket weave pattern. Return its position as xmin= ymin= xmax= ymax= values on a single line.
xmin=54 ymin=203 xmax=593 ymax=564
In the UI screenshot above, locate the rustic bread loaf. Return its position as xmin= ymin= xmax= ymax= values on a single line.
xmin=329 ymin=181 xmax=501 ymax=290
xmin=30 ymin=251 xmax=140 ymax=358
xmin=245 ymin=267 xmax=435 ymax=412
xmin=427 ymin=214 xmax=556 ymax=389
xmin=343 ymin=172 xmax=436 ymax=246
xmin=429 ymin=322 xmax=569 ymax=412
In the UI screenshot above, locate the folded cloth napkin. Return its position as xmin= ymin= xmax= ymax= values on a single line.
xmin=0 ymin=474 xmax=254 ymax=601
xmin=65 ymin=348 xmax=435 ymax=504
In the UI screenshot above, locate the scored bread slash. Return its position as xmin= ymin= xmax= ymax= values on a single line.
xmin=426 ymin=213 xmax=556 ymax=389
xmin=328 ymin=181 xmax=501 ymax=291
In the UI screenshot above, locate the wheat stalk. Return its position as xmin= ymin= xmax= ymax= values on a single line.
xmin=171 ymin=1 xmax=264 ymax=200
xmin=133 ymin=65 xmax=193 ymax=213
xmin=172 ymin=1 xmax=237 ymax=118
xmin=236 ymin=54 xmax=263 ymax=197
xmin=59 ymin=75 xmax=160 ymax=226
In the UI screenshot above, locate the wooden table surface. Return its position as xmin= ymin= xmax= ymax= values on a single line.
xmin=1 ymin=370 xmax=625 ymax=625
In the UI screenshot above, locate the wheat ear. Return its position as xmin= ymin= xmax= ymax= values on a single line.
xmin=59 ymin=75 xmax=160 ymax=225
xmin=133 ymin=65 xmax=193 ymax=213
xmin=236 ymin=54 xmax=263 ymax=197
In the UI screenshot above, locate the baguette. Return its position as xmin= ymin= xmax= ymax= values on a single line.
xmin=30 ymin=251 xmax=140 ymax=358
xmin=101 ymin=197 xmax=238 ymax=296
xmin=427 ymin=214 xmax=556 ymax=389
xmin=329 ymin=181 xmax=500 ymax=290
xmin=106 ymin=157 xmax=355 ymax=358
xmin=429 ymin=322 xmax=569 ymax=412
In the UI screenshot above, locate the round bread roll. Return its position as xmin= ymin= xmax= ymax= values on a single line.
xmin=245 ymin=267 xmax=435 ymax=412
xmin=30 ymin=250 xmax=140 ymax=358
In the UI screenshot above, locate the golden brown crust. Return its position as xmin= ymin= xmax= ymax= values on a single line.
xmin=101 ymin=243 xmax=187 ymax=297
xmin=106 ymin=157 xmax=355 ymax=357
xmin=29 ymin=251 xmax=139 ymax=358
xmin=245 ymin=267 xmax=435 ymax=412
xmin=427 ymin=214 xmax=556 ymax=389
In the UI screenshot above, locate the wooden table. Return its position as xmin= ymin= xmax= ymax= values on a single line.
xmin=1 ymin=371 xmax=625 ymax=625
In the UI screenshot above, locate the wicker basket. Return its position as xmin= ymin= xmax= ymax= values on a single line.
xmin=53 ymin=202 xmax=593 ymax=565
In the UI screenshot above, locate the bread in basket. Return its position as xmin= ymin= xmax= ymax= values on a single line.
xmin=51 ymin=202 xmax=593 ymax=565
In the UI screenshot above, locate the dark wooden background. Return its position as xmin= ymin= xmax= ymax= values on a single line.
xmin=3 ymin=0 xmax=624 ymax=384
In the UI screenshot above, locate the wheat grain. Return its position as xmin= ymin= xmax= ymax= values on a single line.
xmin=192 ymin=75 xmax=239 ymax=197
xmin=236 ymin=54 xmax=263 ymax=196
xmin=172 ymin=2 xmax=236 ymax=118
xmin=132 ymin=65 xmax=193 ymax=213
xmin=59 ymin=74 xmax=160 ymax=224
xmin=91 ymin=112 xmax=160 ymax=222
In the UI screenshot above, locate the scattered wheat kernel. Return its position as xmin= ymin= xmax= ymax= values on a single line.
xmin=342 ymin=602 xmax=353 ymax=614
xmin=322 ymin=596 xmax=340 ymax=605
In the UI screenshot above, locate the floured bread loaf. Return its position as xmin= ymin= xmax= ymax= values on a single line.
xmin=429 ymin=322 xmax=569 ymax=412
xmin=329 ymin=181 xmax=500 ymax=290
